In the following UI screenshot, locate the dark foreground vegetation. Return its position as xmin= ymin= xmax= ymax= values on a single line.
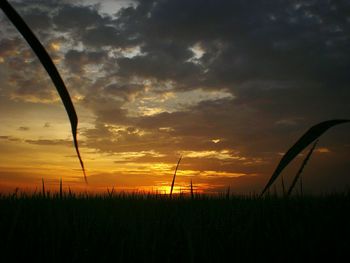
xmin=1 ymin=192 xmax=350 ymax=262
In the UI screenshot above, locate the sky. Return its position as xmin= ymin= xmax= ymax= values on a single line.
xmin=0 ymin=0 xmax=350 ymax=194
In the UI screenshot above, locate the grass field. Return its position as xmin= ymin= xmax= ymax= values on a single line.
xmin=1 ymin=192 xmax=350 ymax=262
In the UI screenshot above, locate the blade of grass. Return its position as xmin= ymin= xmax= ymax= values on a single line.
xmin=107 ymin=187 xmax=115 ymax=198
xmin=281 ymin=175 xmax=286 ymax=197
xmin=59 ymin=178 xmax=63 ymax=199
xmin=260 ymin=119 xmax=350 ymax=196
xmin=300 ymin=173 xmax=303 ymax=196
xmin=190 ymin=179 xmax=194 ymax=200
xmin=273 ymin=185 xmax=277 ymax=197
xmin=287 ymin=140 xmax=318 ymax=197
xmin=42 ymin=178 xmax=45 ymax=198
xmin=170 ymin=156 xmax=182 ymax=197
xmin=0 ymin=0 xmax=86 ymax=182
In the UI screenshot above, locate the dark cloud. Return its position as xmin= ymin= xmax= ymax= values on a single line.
xmin=64 ymin=49 xmax=106 ymax=74
xmin=8 ymin=73 xmax=57 ymax=102
xmin=111 ymin=0 xmax=350 ymax=88
xmin=104 ymin=83 xmax=146 ymax=101
xmin=117 ymin=55 xmax=201 ymax=82
xmin=22 ymin=8 xmax=53 ymax=30
xmin=4 ymin=0 xmax=350 ymax=129
xmin=52 ymin=4 xmax=109 ymax=31
xmin=0 ymin=38 xmax=24 ymax=58
xmin=82 ymin=93 xmax=129 ymax=124
xmin=81 ymin=25 xmax=129 ymax=48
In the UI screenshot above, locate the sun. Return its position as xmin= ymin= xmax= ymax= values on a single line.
xmin=154 ymin=185 xmax=182 ymax=195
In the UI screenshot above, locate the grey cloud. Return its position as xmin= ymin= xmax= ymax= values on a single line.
xmin=52 ymin=4 xmax=109 ymax=31
xmin=104 ymin=83 xmax=146 ymax=101
xmin=4 ymin=0 xmax=349 ymax=138
xmin=81 ymin=25 xmax=129 ymax=47
xmin=114 ymin=0 xmax=350 ymax=88
xmin=85 ymin=92 xmax=350 ymax=161
xmin=8 ymin=74 xmax=57 ymax=102
xmin=22 ymin=8 xmax=53 ymax=31
xmin=82 ymin=93 xmax=129 ymax=124
xmin=117 ymin=55 xmax=201 ymax=81
xmin=64 ymin=49 xmax=106 ymax=74
xmin=1 ymin=0 xmax=350 ymax=192
xmin=0 ymin=38 xmax=24 ymax=58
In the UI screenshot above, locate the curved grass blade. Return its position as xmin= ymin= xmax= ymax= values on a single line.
xmin=0 ymin=1 xmax=87 ymax=182
xmin=261 ymin=119 xmax=350 ymax=197
xmin=287 ymin=140 xmax=318 ymax=197
xmin=170 ymin=156 xmax=182 ymax=197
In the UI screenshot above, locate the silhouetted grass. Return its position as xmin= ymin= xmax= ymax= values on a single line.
xmin=261 ymin=120 xmax=350 ymax=196
xmin=287 ymin=140 xmax=318 ymax=196
xmin=170 ymin=155 xmax=182 ymax=197
xmin=0 ymin=0 xmax=86 ymax=182
xmin=190 ymin=179 xmax=194 ymax=199
xmin=1 ymin=192 xmax=350 ymax=262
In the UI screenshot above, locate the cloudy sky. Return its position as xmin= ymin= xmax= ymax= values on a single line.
xmin=0 ymin=0 xmax=349 ymax=194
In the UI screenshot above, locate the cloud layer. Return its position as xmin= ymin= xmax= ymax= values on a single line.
xmin=0 ymin=0 xmax=349 ymax=193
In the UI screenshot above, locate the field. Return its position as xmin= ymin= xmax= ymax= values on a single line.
xmin=1 ymin=192 xmax=350 ymax=262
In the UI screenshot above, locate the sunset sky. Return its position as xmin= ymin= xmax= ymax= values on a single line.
xmin=0 ymin=0 xmax=349 ymax=194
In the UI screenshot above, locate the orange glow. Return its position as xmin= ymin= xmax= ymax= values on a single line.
xmin=50 ymin=42 xmax=61 ymax=51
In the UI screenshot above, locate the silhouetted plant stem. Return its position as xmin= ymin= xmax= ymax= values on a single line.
xmin=0 ymin=0 xmax=87 ymax=182
xmin=170 ymin=156 xmax=182 ymax=198
xmin=190 ymin=179 xmax=194 ymax=200
xmin=287 ymin=140 xmax=318 ymax=197
xmin=42 ymin=178 xmax=45 ymax=198
xmin=261 ymin=120 xmax=350 ymax=196
xmin=59 ymin=178 xmax=63 ymax=199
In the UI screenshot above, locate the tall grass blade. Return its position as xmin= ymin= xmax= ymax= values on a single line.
xmin=260 ymin=119 xmax=350 ymax=196
xmin=59 ymin=178 xmax=63 ymax=199
xmin=273 ymin=185 xmax=277 ymax=197
xmin=281 ymin=175 xmax=286 ymax=197
xmin=107 ymin=187 xmax=115 ymax=198
xmin=12 ymin=187 xmax=19 ymax=199
xmin=42 ymin=178 xmax=45 ymax=198
xmin=170 ymin=156 xmax=182 ymax=197
xmin=0 ymin=0 xmax=86 ymax=182
xmin=190 ymin=179 xmax=194 ymax=199
xmin=287 ymin=140 xmax=318 ymax=196
xmin=300 ymin=173 xmax=303 ymax=196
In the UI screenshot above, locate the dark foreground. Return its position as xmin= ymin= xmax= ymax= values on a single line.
xmin=1 ymin=193 xmax=350 ymax=262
